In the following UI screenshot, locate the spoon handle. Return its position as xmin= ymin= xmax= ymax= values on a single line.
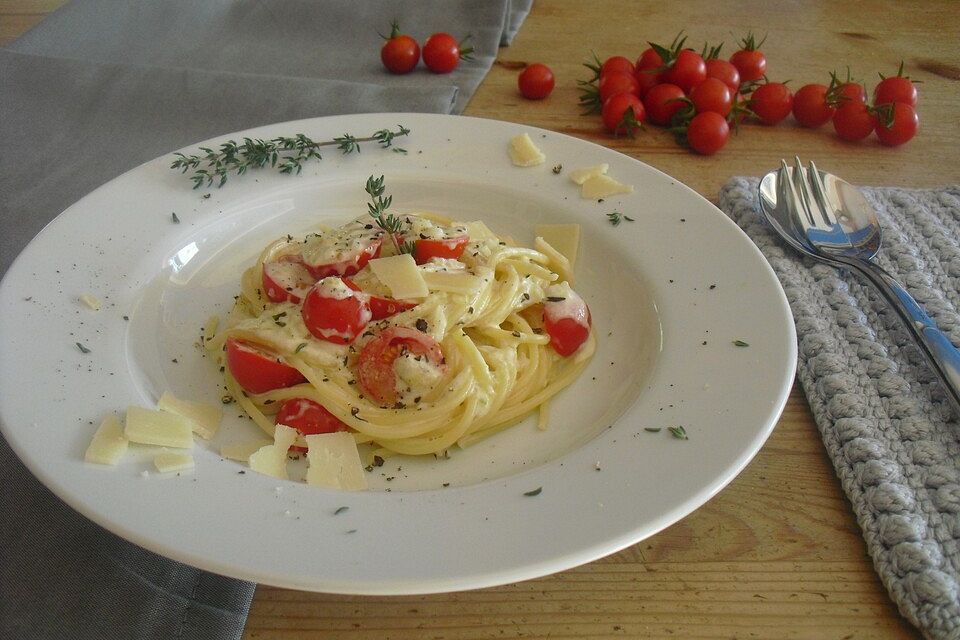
xmin=849 ymin=258 xmax=960 ymax=413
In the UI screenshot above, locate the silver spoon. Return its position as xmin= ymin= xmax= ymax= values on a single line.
xmin=758 ymin=163 xmax=960 ymax=415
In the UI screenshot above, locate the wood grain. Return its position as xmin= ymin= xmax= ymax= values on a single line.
xmin=5 ymin=0 xmax=959 ymax=637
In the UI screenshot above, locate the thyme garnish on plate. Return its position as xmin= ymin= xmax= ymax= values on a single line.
xmin=171 ymin=125 xmax=411 ymax=189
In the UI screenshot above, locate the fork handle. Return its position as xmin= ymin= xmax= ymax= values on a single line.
xmin=849 ymin=258 xmax=960 ymax=413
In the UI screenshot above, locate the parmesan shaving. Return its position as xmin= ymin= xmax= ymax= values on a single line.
xmin=368 ymin=254 xmax=429 ymax=300
xmin=154 ymin=452 xmax=195 ymax=473
xmin=508 ymin=133 xmax=546 ymax=167
xmin=249 ymin=424 xmax=297 ymax=480
xmin=569 ymin=164 xmax=609 ymax=185
xmin=84 ymin=415 xmax=128 ymax=465
xmin=580 ymin=174 xmax=634 ymax=199
xmin=157 ymin=391 xmax=223 ymax=440
xmin=305 ymin=432 xmax=368 ymax=491
xmin=79 ymin=293 xmax=101 ymax=311
xmin=124 ymin=406 xmax=194 ymax=449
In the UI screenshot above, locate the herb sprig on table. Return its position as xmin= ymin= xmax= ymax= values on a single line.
xmin=171 ymin=125 xmax=410 ymax=188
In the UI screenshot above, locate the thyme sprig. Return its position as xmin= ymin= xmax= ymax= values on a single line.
xmin=171 ymin=125 xmax=411 ymax=189
xmin=364 ymin=175 xmax=415 ymax=255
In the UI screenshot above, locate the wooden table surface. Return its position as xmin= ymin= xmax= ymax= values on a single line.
xmin=5 ymin=1 xmax=959 ymax=637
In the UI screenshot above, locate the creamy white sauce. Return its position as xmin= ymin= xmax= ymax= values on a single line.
xmin=315 ymin=277 xmax=356 ymax=300
xmin=301 ymin=219 xmax=381 ymax=269
xmin=393 ymin=350 xmax=444 ymax=404
xmin=543 ymin=282 xmax=589 ymax=326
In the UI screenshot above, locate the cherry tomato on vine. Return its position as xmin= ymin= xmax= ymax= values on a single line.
xmin=792 ymin=84 xmax=835 ymax=128
xmin=689 ymin=77 xmax=733 ymax=116
xmin=875 ymin=103 xmax=919 ymax=146
xmin=633 ymin=47 xmax=664 ymax=97
xmin=600 ymin=55 xmax=635 ymax=78
xmin=601 ymin=92 xmax=645 ymax=136
xmin=664 ymin=49 xmax=706 ymax=93
xmin=832 ymin=101 xmax=878 ymax=141
xmin=874 ymin=63 xmax=918 ymax=107
xmin=749 ymin=82 xmax=793 ymax=125
xmin=518 ymin=63 xmax=555 ymax=100
xmin=422 ymin=32 xmax=472 ymax=74
xmin=643 ymin=83 xmax=686 ymax=126
xmin=705 ymin=58 xmax=741 ymax=94
xmin=599 ymin=71 xmax=640 ymax=103
xmin=379 ymin=21 xmax=420 ymax=75
xmin=730 ymin=33 xmax=767 ymax=82
xmin=685 ymin=111 xmax=730 ymax=155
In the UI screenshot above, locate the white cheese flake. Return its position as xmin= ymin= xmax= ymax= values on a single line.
xmin=124 ymin=406 xmax=194 ymax=449
xmin=78 ymin=293 xmax=102 ymax=311
xmin=368 ymin=254 xmax=429 ymax=300
xmin=84 ymin=415 xmax=128 ymax=465
xmin=305 ymin=432 xmax=368 ymax=491
xmin=569 ymin=164 xmax=609 ymax=185
xmin=249 ymin=424 xmax=298 ymax=480
xmin=221 ymin=438 xmax=274 ymax=462
xmin=154 ymin=452 xmax=195 ymax=473
xmin=508 ymin=133 xmax=546 ymax=167
xmin=580 ymin=174 xmax=634 ymax=199
xmin=157 ymin=391 xmax=223 ymax=440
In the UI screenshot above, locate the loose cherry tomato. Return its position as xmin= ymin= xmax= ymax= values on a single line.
xmin=749 ymin=82 xmax=793 ymax=125
xmin=791 ymin=83 xmax=835 ymax=128
xmin=874 ymin=63 xmax=918 ymax=107
xmin=356 ymin=326 xmax=446 ymax=406
xmin=600 ymin=55 xmax=635 ymax=78
xmin=543 ymin=289 xmax=592 ymax=356
xmin=342 ymin=278 xmax=416 ymax=321
xmin=686 ymin=111 xmax=730 ymax=155
xmin=262 ymin=260 xmax=315 ymax=304
xmin=301 ymin=277 xmax=372 ymax=344
xmin=705 ymin=58 xmax=740 ymax=94
xmin=518 ymin=63 xmax=555 ymax=100
xmin=413 ymin=236 xmax=470 ymax=264
xmin=643 ymin=83 xmax=686 ymax=126
xmin=599 ymin=71 xmax=640 ymax=103
xmin=275 ymin=398 xmax=349 ymax=436
xmin=633 ymin=47 xmax=664 ymax=97
xmin=875 ymin=103 xmax=919 ymax=146
xmin=664 ymin=49 xmax=706 ymax=93
xmin=730 ymin=33 xmax=767 ymax=82
xmin=422 ymin=32 xmax=471 ymax=74
xmin=689 ymin=77 xmax=733 ymax=116
xmin=300 ymin=223 xmax=383 ymax=279
xmin=601 ymin=92 xmax=645 ymax=136
xmin=379 ymin=21 xmax=420 ymax=74
xmin=832 ymin=101 xmax=878 ymax=141
xmin=225 ymin=339 xmax=306 ymax=395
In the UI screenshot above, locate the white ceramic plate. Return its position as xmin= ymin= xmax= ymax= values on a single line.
xmin=0 ymin=113 xmax=795 ymax=594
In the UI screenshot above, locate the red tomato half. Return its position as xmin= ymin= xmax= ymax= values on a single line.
xmin=262 ymin=260 xmax=315 ymax=303
xmin=225 ymin=339 xmax=306 ymax=394
xmin=356 ymin=327 xmax=445 ymax=406
xmin=413 ymin=236 xmax=470 ymax=264
xmin=543 ymin=293 xmax=592 ymax=357
xmin=275 ymin=398 xmax=349 ymax=436
xmin=301 ymin=277 xmax=372 ymax=344
xmin=342 ymin=278 xmax=417 ymax=321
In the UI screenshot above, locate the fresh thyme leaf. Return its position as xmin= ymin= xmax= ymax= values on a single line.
xmin=733 ymin=339 xmax=750 ymax=347
xmin=623 ymin=215 xmax=635 ymax=222
xmin=644 ymin=427 xmax=662 ymax=433
xmin=524 ymin=487 xmax=543 ymax=497
xmin=171 ymin=212 xmax=180 ymax=224
xmin=76 ymin=342 xmax=91 ymax=354
xmin=399 ymin=240 xmax=417 ymax=255
xmin=668 ymin=425 xmax=689 ymax=440
xmin=365 ymin=175 xmax=407 ymax=253
xmin=607 ymin=211 xmax=622 ymax=226
xmin=334 ymin=506 xmax=349 ymax=515
xmin=295 ymin=342 xmax=307 ymax=353
xmin=170 ymin=126 xmax=410 ymax=189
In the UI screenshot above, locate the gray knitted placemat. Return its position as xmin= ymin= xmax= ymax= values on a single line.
xmin=720 ymin=178 xmax=960 ymax=640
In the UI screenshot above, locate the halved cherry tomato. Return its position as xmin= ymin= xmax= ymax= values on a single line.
xmin=301 ymin=277 xmax=372 ymax=344
xmin=225 ymin=339 xmax=306 ymax=394
xmin=262 ymin=260 xmax=315 ymax=303
xmin=543 ymin=292 xmax=592 ymax=357
xmin=343 ymin=278 xmax=417 ymax=320
xmin=300 ymin=222 xmax=383 ymax=279
xmin=413 ymin=236 xmax=470 ymax=264
xmin=275 ymin=398 xmax=349 ymax=436
xmin=356 ymin=326 xmax=445 ymax=406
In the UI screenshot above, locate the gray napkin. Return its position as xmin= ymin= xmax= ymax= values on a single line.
xmin=721 ymin=178 xmax=960 ymax=640
xmin=0 ymin=1 xmax=530 ymax=638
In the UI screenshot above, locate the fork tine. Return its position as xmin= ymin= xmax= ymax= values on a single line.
xmin=778 ymin=159 xmax=805 ymax=226
xmin=789 ymin=157 xmax=818 ymax=227
xmin=806 ymin=160 xmax=834 ymax=226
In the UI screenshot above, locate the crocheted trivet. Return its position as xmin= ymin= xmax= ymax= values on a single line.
xmin=720 ymin=178 xmax=960 ymax=640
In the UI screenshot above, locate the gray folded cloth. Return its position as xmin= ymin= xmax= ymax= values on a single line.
xmin=0 ymin=1 xmax=530 ymax=638
xmin=721 ymin=178 xmax=960 ymax=640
